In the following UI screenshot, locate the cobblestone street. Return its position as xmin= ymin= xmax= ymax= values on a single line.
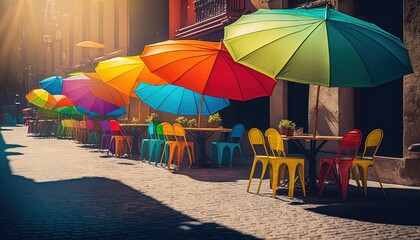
xmin=1 ymin=126 xmax=419 ymax=239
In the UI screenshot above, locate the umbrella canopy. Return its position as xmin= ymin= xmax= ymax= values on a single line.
xmin=54 ymin=106 xmax=84 ymax=118
xmin=223 ymin=7 xmax=413 ymax=87
xmin=224 ymin=7 xmax=413 ymax=135
xmin=75 ymin=40 xmax=105 ymax=48
xmin=25 ymin=89 xmax=57 ymax=110
xmin=39 ymin=76 xmax=63 ymax=95
xmin=134 ymin=82 xmax=230 ymax=116
xmin=62 ymin=75 xmax=127 ymax=115
xmin=140 ymin=40 xmax=277 ymax=101
xmin=76 ymin=105 xmax=127 ymax=118
xmin=52 ymin=95 xmax=76 ymax=108
xmin=95 ymin=56 xmax=165 ymax=97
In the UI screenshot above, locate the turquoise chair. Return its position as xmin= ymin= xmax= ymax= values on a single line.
xmin=147 ymin=123 xmax=168 ymax=165
xmin=210 ymin=123 xmax=245 ymax=167
xmin=140 ymin=122 xmax=157 ymax=160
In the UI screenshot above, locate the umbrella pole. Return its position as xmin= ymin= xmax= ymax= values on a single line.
xmin=198 ymin=94 xmax=204 ymax=128
xmin=313 ymin=85 xmax=321 ymax=138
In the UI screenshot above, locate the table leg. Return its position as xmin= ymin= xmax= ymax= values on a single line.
xmin=187 ymin=131 xmax=215 ymax=168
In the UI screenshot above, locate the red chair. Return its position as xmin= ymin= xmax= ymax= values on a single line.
xmin=317 ymin=129 xmax=362 ymax=201
xmin=108 ymin=120 xmax=132 ymax=157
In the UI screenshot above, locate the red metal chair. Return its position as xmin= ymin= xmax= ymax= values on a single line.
xmin=317 ymin=129 xmax=362 ymax=201
xmin=108 ymin=120 xmax=132 ymax=157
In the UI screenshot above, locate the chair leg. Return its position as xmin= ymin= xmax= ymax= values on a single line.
xmin=247 ymin=159 xmax=259 ymax=193
xmin=352 ymin=165 xmax=363 ymax=194
xmin=288 ymin=164 xmax=297 ymax=199
xmin=270 ymin=161 xmax=281 ymax=198
xmin=257 ymin=161 xmax=268 ymax=194
xmin=372 ymin=165 xmax=387 ymax=198
xmin=319 ymin=163 xmax=333 ymax=197
xmin=298 ymin=164 xmax=306 ymax=197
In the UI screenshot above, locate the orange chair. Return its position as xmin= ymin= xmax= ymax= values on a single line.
xmin=267 ymin=133 xmax=306 ymax=199
xmin=352 ymin=129 xmax=386 ymax=197
xmin=108 ymin=120 xmax=132 ymax=157
xmin=160 ymin=123 xmax=194 ymax=169
xmin=318 ymin=129 xmax=362 ymax=201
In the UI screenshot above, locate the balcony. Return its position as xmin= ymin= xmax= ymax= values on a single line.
xmin=175 ymin=0 xmax=245 ymax=39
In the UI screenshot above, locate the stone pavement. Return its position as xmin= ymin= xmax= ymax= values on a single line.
xmin=1 ymin=125 xmax=419 ymax=239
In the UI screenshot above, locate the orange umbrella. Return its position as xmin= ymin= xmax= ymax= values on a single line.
xmin=140 ymin=40 xmax=277 ymax=101
xmin=95 ymin=56 xmax=165 ymax=97
xmin=25 ymin=89 xmax=57 ymax=110
xmin=75 ymin=40 xmax=105 ymax=48
xmin=52 ymin=95 xmax=76 ymax=108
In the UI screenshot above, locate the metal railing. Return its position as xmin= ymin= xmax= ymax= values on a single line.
xmin=194 ymin=0 xmax=245 ymax=23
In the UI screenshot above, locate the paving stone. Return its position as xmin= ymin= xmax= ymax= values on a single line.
xmin=0 ymin=126 xmax=419 ymax=239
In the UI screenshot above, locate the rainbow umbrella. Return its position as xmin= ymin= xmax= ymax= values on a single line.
xmin=223 ymin=7 xmax=413 ymax=135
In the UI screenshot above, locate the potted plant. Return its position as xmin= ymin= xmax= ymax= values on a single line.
xmin=187 ymin=118 xmax=197 ymax=127
xmin=278 ymin=119 xmax=296 ymax=136
xmin=175 ymin=116 xmax=188 ymax=126
xmin=145 ymin=113 xmax=160 ymax=123
xmin=208 ymin=112 xmax=222 ymax=128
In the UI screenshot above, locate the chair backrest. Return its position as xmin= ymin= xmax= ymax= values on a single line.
xmin=264 ymin=128 xmax=279 ymax=139
xmin=227 ymin=123 xmax=245 ymax=143
xmin=147 ymin=122 xmax=157 ymax=139
xmin=160 ymin=122 xmax=176 ymax=141
xmin=109 ymin=120 xmax=124 ymax=136
xmin=267 ymin=131 xmax=286 ymax=157
xmin=173 ymin=123 xmax=188 ymax=143
xmin=101 ymin=120 xmax=111 ymax=135
xmin=248 ymin=128 xmax=269 ymax=157
xmin=86 ymin=119 xmax=95 ymax=131
xmin=264 ymin=128 xmax=280 ymax=154
xmin=361 ymin=129 xmax=383 ymax=159
xmin=155 ymin=123 xmax=165 ymax=140
xmin=336 ymin=128 xmax=362 ymax=160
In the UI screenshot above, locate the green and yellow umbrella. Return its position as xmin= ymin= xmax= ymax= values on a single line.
xmin=25 ymin=89 xmax=57 ymax=110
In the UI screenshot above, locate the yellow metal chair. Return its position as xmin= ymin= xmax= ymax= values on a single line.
xmin=267 ymin=134 xmax=306 ymax=199
xmin=247 ymin=128 xmax=271 ymax=195
xmin=352 ymin=129 xmax=386 ymax=197
xmin=264 ymin=128 xmax=286 ymax=184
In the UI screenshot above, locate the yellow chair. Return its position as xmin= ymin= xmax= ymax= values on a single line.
xmin=352 ymin=129 xmax=386 ymax=197
xmin=264 ymin=128 xmax=286 ymax=185
xmin=267 ymin=134 xmax=306 ymax=199
xmin=247 ymin=128 xmax=271 ymax=195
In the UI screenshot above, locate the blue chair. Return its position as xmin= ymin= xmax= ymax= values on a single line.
xmin=140 ymin=122 xmax=157 ymax=160
xmin=210 ymin=123 xmax=245 ymax=167
xmin=147 ymin=123 xmax=167 ymax=165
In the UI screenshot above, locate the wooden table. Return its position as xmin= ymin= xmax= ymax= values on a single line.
xmin=120 ymin=124 xmax=149 ymax=156
xmin=183 ymin=127 xmax=232 ymax=168
xmin=282 ymin=134 xmax=343 ymax=193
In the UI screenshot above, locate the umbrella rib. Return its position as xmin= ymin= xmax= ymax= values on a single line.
xmin=329 ymin=21 xmax=413 ymax=81
xmin=231 ymin=22 xmax=319 ymax=64
xmin=277 ymin=21 xmax=326 ymax=80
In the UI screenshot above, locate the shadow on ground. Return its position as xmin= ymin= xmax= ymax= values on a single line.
xmin=0 ymin=130 xmax=259 ymax=239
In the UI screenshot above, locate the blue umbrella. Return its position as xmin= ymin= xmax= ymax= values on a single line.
xmin=39 ymin=76 xmax=63 ymax=95
xmin=134 ymin=82 xmax=230 ymax=126
xmin=76 ymin=105 xmax=127 ymax=118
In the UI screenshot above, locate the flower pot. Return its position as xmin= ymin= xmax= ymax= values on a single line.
xmin=279 ymin=128 xmax=287 ymax=135
xmin=286 ymin=129 xmax=294 ymax=136
xmin=208 ymin=123 xmax=219 ymax=128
